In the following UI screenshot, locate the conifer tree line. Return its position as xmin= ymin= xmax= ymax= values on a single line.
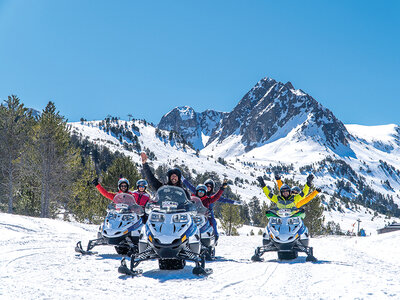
xmin=0 ymin=96 xmax=140 ymax=222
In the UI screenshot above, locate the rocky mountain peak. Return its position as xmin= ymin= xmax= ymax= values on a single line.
xmin=206 ymin=76 xmax=352 ymax=154
xmin=158 ymin=106 xmax=226 ymax=150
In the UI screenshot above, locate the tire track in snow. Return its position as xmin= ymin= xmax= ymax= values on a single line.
xmin=214 ymin=261 xmax=279 ymax=295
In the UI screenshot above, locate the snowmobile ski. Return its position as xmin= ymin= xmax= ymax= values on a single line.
xmin=192 ymin=266 xmax=213 ymax=276
xmin=75 ymin=241 xmax=97 ymax=255
xmin=118 ymin=258 xmax=143 ymax=277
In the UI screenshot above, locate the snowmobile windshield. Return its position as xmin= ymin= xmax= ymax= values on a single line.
xmin=147 ymin=186 xmax=194 ymax=214
xmin=190 ymin=196 xmax=209 ymax=216
xmin=109 ymin=193 xmax=144 ymax=216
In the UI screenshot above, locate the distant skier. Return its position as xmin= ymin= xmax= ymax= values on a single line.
xmin=257 ymin=174 xmax=320 ymax=209
xmin=140 ymin=152 xmax=191 ymax=198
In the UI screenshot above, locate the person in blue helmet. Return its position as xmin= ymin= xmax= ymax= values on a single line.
xmin=182 ymin=176 xmax=241 ymax=241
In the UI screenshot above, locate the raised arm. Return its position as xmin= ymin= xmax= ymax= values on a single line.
xmin=274 ymin=173 xmax=283 ymax=189
xmin=93 ymin=180 xmax=116 ymax=201
xmin=257 ymin=176 xmax=278 ymax=204
xmin=296 ymin=188 xmax=320 ymax=208
xmin=181 ymin=175 xmax=196 ymax=194
xmin=298 ymin=174 xmax=314 ymax=199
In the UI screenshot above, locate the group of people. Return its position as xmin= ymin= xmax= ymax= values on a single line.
xmin=257 ymin=173 xmax=321 ymax=209
xmin=92 ymin=152 xmax=321 ymax=236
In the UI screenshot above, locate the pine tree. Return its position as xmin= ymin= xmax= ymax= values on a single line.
xmin=0 ymin=95 xmax=34 ymax=213
xmin=100 ymin=156 xmax=141 ymax=192
xmin=303 ymin=194 xmax=325 ymax=236
xmin=71 ymin=158 xmax=106 ymax=223
xmin=249 ymin=196 xmax=263 ymax=226
xmin=239 ymin=201 xmax=251 ymax=225
xmin=28 ymin=101 xmax=80 ymax=218
xmin=220 ymin=203 xmax=243 ymax=236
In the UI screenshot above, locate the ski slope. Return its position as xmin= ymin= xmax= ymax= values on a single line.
xmin=1 ymin=213 xmax=399 ymax=299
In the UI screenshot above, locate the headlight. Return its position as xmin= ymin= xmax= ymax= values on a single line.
xmin=192 ymin=216 xmax=204 ymax=225
xmin=269 ymin=217 xmax=282 ymax=225
xmin=150 ymin=213 xmax=165 ymax=222
xmin=107 ymin=213 xmax=117 ymax=220
xmin=122 ymin=215 xmax=135 ymax=222
xmin=288 ymin=217 xmax=300 ymax=225
xmin=173 ymin=214 xmax=189 ymax=223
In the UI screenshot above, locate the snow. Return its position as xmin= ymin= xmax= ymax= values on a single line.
xmin=1 ymin=212 xmax=399 ymax=299
xmin=346 ymin=124 xmax=399 ymax=144
xmin=177 ymin=106 xmax=195 ymax=121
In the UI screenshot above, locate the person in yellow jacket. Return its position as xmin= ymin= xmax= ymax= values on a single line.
xmin=257 ymin=174 xmax=315 ymax=209
xmin=273 ymin=173 xmax=321 ymax=207
xmin=273 ymin=173 xmax=310 ymax=200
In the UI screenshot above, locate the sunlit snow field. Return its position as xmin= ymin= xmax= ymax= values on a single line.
xmin=1 ymin=213 xmax=399 ymax=300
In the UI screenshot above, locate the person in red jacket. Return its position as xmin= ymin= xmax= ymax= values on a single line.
xmin=132 ymin=179 xmax=151 ymax=208
xmin=194 ymin=182 xmax=226 ymax=209
xmin=92 ymin=177 xmax=136 ymax=205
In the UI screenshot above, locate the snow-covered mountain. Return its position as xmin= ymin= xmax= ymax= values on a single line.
xmin=68 ymin=76 xmax=400 ymax=232
xmin=158 ymin=106 xmax=227 ymax=150
xmin=206 ymin=78 xmax=351 ymax=155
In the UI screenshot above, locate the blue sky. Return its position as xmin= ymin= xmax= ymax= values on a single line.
xmin=0 ymin=0 xmax=399 ymax=125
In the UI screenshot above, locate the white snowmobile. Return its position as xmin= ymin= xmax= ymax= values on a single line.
xmin=75 ymin=193 xmax=144 ymax=255
xmin=191 ymin=196 xmax=217 ymax=260
xmin=251 ymin=207 xmax=317 ymax=262
xmin=118 ymin=186 xmax=213 ymax=276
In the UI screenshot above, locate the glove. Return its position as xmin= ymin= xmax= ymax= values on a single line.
xmin=316 ymin=187 xmax=321 ymax=193
xmin=274 ymin=173 xmax=281 ymax=180
xmin=257 ymin=176 xmax=266 ymax=188
xmin=92 ymin=178 xmax=99 ymax=186
xmin=140 ymin=152 xmax=147 ymax=164
xmin=306 ymin=174 xmax=314 ymax=186
xmin=222 ymin=179 xmax=228 ymax=189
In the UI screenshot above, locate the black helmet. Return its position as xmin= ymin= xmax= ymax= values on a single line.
xmin=291 ymin=186 xmax=301 ymax=194
xmin=136 ymin=179 xmax=148 ymax=189
xmin=280 ymin=184 xmax=291 ymax=197
xmin=204 ymin=179 xmax=215 ymax=190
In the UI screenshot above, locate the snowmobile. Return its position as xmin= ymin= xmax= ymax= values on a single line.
xmin=191 ymin=196 xmax=217 ymax=260
xmin=75 ymin=193 xmax=144 ymax=255
xmin=118 ymin=186 xmax=213 ymax=277
xmin=251 ymin=207 xmax=317 ymax=262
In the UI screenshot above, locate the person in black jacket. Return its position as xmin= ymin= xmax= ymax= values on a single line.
xmin=140 ymin=152 xmax=191 ymax=199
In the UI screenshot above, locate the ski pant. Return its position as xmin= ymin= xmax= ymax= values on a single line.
xmin=209 ymin=216 xmax=219 ymax=241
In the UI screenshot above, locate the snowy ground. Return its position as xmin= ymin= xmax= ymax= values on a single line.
xmin=1 ymin=213 xmax=399 ymax=300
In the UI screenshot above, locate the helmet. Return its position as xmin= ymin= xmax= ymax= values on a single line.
xmin=118 ymin=178 xmax=130 ymax=190
xmin=136 ymin=179 xmax=148 ymax=189
xmin=291 ymin=186 xmax=301 ymax=194
xmin=167 ymin=168 xmax=182 ymax=181
xmin=204 ymin=179 xmax=215 ymax=190
xmin=196 ymin=184 xmax=207 ymax=194
xmin=280 ymin=184 xmax=291 ymax=196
